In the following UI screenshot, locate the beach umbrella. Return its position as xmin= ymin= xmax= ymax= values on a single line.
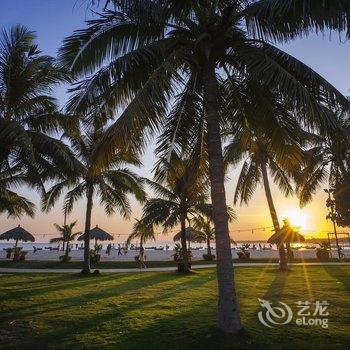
xmin=267 ymin=220 xmax=305 ymax=245
xmin=0 ymin=224 xmax=35 ymax=247
xmin=78 ymin=225 xmax=113 ymax=245
xmin=173 ymin=227 xmax=200 ymax=242
xmin=173 ymin=227 xmax=202 ymax=248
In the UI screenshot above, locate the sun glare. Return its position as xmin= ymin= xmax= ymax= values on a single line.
xmin=281 ymin=208 xmax=308 ymax=229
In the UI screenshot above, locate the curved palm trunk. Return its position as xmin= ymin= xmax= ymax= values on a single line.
xmin=180 ymin=216 xmax=190 ymax=272
xmin=260 ymin=160 xmax=288 ymax=271
xmin=202 ymin=63 xmax=242 ymax=333
xmin=82 ymin=184 xmax=93 ymax=274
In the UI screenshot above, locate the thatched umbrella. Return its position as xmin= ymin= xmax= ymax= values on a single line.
xmin=78 ymin=225 xmax=113 ymax=245
xmin=268 ymin=219 xmax=305 ymax=258
xmin=0 ymin=224 xmax=35 ymax=247
xmin=173 ymin=227 xmax=201 ymax=248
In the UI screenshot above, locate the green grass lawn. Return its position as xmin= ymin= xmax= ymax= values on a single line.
xmin=0 ymin=266 xmax=349 ymax=350
xmin=0 ymin=258 xmax=348 ymax=269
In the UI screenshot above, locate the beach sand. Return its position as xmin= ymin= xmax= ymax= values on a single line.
xmin=1 ymin=247 xmax=349 ymax=261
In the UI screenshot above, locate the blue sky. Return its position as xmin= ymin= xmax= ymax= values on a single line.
xmin=1 ymin=0 xmax=350 ymax=241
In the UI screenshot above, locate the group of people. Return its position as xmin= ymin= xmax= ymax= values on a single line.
xmin=106 ymin=243 xmax=126 ymax=256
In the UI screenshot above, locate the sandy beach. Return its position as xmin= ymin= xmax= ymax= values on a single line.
xmin=1 ymin=247 xmax=349 ymax=261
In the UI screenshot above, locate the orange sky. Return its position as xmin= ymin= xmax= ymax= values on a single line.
xmin=0 ymin=162 xmax=337 ymax=243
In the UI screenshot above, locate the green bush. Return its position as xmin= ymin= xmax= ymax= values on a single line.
xmin=59 ymin=255 xmax=72 ymax=262
xmin=203 ymin=254 xmax=215 ymax=261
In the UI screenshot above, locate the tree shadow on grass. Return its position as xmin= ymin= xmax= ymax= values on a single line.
xmin=10 ymin=274 xmax=216 ymax=349
xmin=1 ymin=271 xmax=214 ymax=348
xmin=321 ymin=264 xmax=350 ymax=292
xmin=0 ymin=272 xmax=164 ymax=320
xmin=243 ymin=269 xmax=289 ymax=330
xmin=15 ymin=277 xmax=230 ymax=350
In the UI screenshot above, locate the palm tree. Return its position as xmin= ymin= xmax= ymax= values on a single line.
xmin=141 ymin=152 xmax=209 ymax=272
xmin=296 ymin=112 xmax=350 ymax=206
xmin=0 ymin=25 xmax=75 ymax=186
xmin=0 ymin=187 xmax=34 ymax=218
xmin=59 ymin=1 xmax=350 ymax=333
xmin=192 ymin=208 xmax=236 ymax=257
xmin=0 ymin=162 xmax=35 ymax=218
xmin=192 ymin=216 xmax=215 ymax=257
xmin=43 ymin=126 xmax=146 ymax=274
xmin=50 ymin=221 xmax=81 ymax=262
xmin=225 ymin=112 xmax=307 ymax=270
xmin=126 ymin=219 xmax=156 ymax=253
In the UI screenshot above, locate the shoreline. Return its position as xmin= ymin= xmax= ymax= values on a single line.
xmin=1 ymin=247 xmax=349 ymax=262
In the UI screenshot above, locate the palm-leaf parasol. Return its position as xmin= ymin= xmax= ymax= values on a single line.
xmin=268 ymin=221 xmax=305 ymax=245
xmin=173 ymin=227 xmax=204 ymax=249
xmin=78 ymin=225 xmax=113 ymax=244
xmin=0 ymin=224 xmax=35 ymax=247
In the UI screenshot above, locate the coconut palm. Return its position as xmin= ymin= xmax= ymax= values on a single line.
xmin=296 ymin=112 xmax=350 ymax=206
xmin=59 ymin=0 xmax=350 ymax=333
xmin=126 ymin=219 xmax=156 ymax=252
xmin=225 ymin=110 xmax=308 ymax=270
xmin=192 ymin=216 xmax=215 ymax=256
xmin=141 ymin=152 xmax=210 ymax=272
xmin=42 ymin=126 xmax=146 ymax=274
xmin=50 ymin=221 xmax=81 ymax=262
xmin=0 ymin=187 xmax=34 ymax=218
xmin=192 ymin=208 xmax=236 ymax=257
xmin=0 ymin=25 xmax=76 ymax=186
xmin=0 ymin=162 xmax=35 ymax=218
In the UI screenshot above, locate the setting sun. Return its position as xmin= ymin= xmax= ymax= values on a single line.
xmin=281 ymin=208 xmax=309 ymax=229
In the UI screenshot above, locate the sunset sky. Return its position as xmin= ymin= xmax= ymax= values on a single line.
xmin=1 ymin=0 xmax=350 ymax=242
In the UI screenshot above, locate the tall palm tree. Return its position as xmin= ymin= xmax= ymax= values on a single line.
xmin=225 ymin=112 xmax=307 ymax=270
xmin=126 ymin=218 xmax=156 ymax=253
xmin=296 ymin=112 xmax=350 ymax=206
xmin=50 ymin=221 xmax=81 ymax=262
xmin=141 ymin=152 xmax=209 ymax=272
xmin=0 ymin=25 xmax=76 ymax=186
xmin=59 ymin=0 xmax=350 ymax=333
xmin=43 ymin=126 xmax=146 ymax=274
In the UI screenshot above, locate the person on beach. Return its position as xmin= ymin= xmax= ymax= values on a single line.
xmin=106 ymin=243 xmax=111 ymax=255
xmin=139 ymin=246 xmax=146 ymax=268
xmin=117 ymin=244 xmax=122 ymax=256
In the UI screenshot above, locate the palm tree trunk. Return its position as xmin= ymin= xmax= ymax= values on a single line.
xmin=82 ymin=184 xmax=93 ymax=274
xmin=65 ymin=240 xmax=70 ymax=260
xmin=260 ymin=160 xmax=288 ymax=271
xmin=202 ymin=63 xmax=242 ymax=333
xmin=207 ymin=237 xmax=212 ymax=256
xmin=180 ymin=216 xmax=190 ymax=272
xmin=286 ymin=242 xmax=293 ymax=261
